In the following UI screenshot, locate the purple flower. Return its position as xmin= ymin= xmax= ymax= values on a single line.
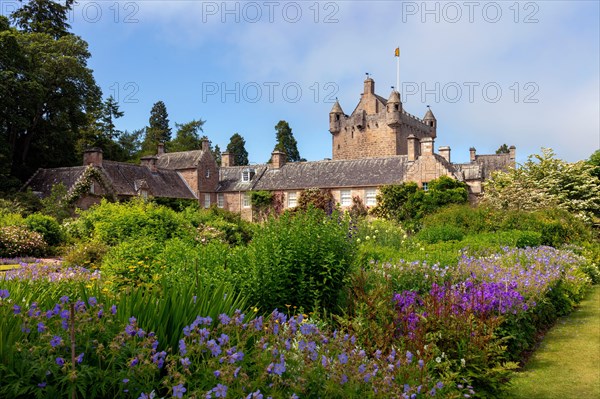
xmin=180 ymin=357 xmax=191 ymax=368
xmin=76 ymin=353 xmax=84 ymax=364
xmin=246 ymin=390 xmax=263 ymax=399
xmin=123 ymin=379 xmax=129 ymax=383
xmin=37 ymin=322 xmax=46 ymax=333
xmin=111 ymin=304 xmax=117 ymax=315
xmin=130 ymin=358 xmax=139 ymax=367
xmin=218 ymin=314 xmax=231 ymax=325
xmin=172 ymin=384 xmax=186 ymax=398
xmin=50 ymin=336 xmax=62 ymax=347
xmin=97 ymin=309 xmax=103 ymax=318
xmin=213 ymin=370 xmax=221 ymax=378
xmin=60 ymin=296 xmax=69 ymax=304
xmin=179 ymin=339 xmax=187 ymax=355
xmin=56 ymin=357 xmax=65 ymax=366
xmin=213 ymin=384 xmax=227 ymax=398
xmin=37 ymin=382 xmax=47 ymax=388
xmin=0 ymin=289 xmax=9 ymax=299
xmin=12 ymin=305 xmax=21 ymax=314
xmin=337 ymin=352 xmax=348 ymax=364
xmin=88 ymin=297 xmax=97 ymax=307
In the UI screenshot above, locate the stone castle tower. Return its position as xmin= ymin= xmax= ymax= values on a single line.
xmin=329 ymin=77 xmax=436 ymax=160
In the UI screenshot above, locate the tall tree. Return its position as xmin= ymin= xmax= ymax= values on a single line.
xmin=169 ymin=119 xmax=205 ymax=152
xmin=274 ymin=120 xmax=305 ymax=162
xmin=142 ymin=101 xmax=171 ymax=155
xmin=10 ymin=0 xmax=74 ymax=39
xmin=118 ymin=129 xmax=144 ymax=161
xmin=77 ymin=96 xmax=126 ymax=161
xmin=1 ymin=2 xmax=101 ymax=183
xmin=100 ymin=96 xmax=124 ymax=140
xmin=226 ymin=133 xmax=249 ymax=166
xmin=213 ymin=144 xmax=222 ymax=166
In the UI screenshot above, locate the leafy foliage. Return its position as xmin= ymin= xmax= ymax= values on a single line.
xmin=0 ymin=225 xmax=46 ymax=257
xmin=483 ymin=148 xmax=600 ymax=222
xmin=273 ymin=120 xmax=305 ymax=162
xmin=24 ymin=213 xmax=63 ymax=247
xmin=226 ymin=133 xmax=249 ymax=166
xmin=169 ymin=119 xmax=205 ymax=152
xmin=297 ymin=188 xmax=335 ymax=213
xmin=141 ymin=101 xmax=171 ymax=155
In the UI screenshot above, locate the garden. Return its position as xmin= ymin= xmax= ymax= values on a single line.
xmin=1 ymin=151 xmax=599 ymax=399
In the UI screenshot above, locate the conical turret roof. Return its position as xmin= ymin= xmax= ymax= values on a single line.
xmin=330 ymin=100 xmax=344 ymax=114
xmin=387 ymin=90 xmax=400 ymax=103
xmin=423 ymin=107 xmax=436 ymax=120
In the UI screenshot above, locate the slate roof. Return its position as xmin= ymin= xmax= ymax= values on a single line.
xmin=157 ymin=150 xmax=203 ymax=170
xmin=24 ymin=166 xmax=88 ymax=197
xmin=101 ymin=161 xmax=196 ymax=199
xmin=24 ymin=162 xmax=196 ymax=200
xmin=252 ymin=156 xmax=410 ymax=191
xmin=217 ymin=166 xmax=268 ymax=192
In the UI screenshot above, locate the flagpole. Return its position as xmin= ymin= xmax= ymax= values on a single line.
xmin=396 ymin=47 xmax=400 ymax=93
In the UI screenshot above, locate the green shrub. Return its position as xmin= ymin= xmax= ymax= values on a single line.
xmin=62 ymin=240 xmax=109 ymax=269
xmin=245 ymin=208 xmax=356 ymax=313
xmin=416 ymin=224 xmax=464 ymax=244
xmin=0 ymin=225 xmax=47 ymax=257
xmin=101 ymin=238 xmax=164 ymax=289
xmin=515 ymin=231 xmax=542 ymax=248
xmin=0 ymin=212 xmax=24 ymax=228
xmin=24 ymin=213 xmax=64 ymax=247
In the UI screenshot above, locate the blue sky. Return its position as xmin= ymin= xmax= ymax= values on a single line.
xmin=5 ymin=0 xmax=598 ymax=164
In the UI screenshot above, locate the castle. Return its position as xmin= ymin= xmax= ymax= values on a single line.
xmin=24 ymin=77 xmax=515 ymax=219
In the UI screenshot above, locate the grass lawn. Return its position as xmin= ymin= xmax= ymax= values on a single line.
xmin=507 ymin=285 xmax=600 ymax=398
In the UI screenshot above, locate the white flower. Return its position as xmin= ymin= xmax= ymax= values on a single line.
xmin=436 ymin=357 xmax=441 ymax=363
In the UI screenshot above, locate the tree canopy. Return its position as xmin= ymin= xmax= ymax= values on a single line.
xmin=226 ymin=133 xmax=249 ymax=166
xmin=1 ymin=1 xmax=101 ymax=185
xmin=169 ymin=119 xmax=205 ymax=152
xmin=482 ymin=148 xmax=600 ymax=222
xmin=142 ymin=101 xmax=171 ymax=155
xmin=274 ymin=120 xmax=305 ymax=162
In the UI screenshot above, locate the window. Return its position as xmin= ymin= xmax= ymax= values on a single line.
xmin=365 ymin=188 xmax=377 ymax=206
xmin=205 ymin=169 xmax=210 ymax=178
xmin=340 ymin=190 xmax=351 ymax=206
xmin=140 ymin=189 xmax=148 ymax=200
xmin=241 ymin=168 xmax=255 ymax=182
xmin=243 ymin=192 xmax=251 ymax=208
xmin=217 ymin=193 xmax=224 ymax=208
xmin=422 ymin=182 xmax=429 ymax=191
xmin=204 ymin=193 xmax=211 ymax=208
xmin=288 ymin=192 xmax=297 ymax=208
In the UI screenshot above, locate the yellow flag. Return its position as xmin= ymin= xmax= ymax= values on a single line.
xmin=395 ymin=47 xmax=400 ymax=57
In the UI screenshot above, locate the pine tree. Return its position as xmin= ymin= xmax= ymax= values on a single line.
xmin=226 ymin=133 xmax=249 ymax=166
xmin=170 ymin=119 xmax=205 ymax=152
xmin=496 ymin=144 xmax=510 ymax=154
xmin=274 ymin=120 xmax=304 ymax=162
xmin=142 ymin=101 xmax=171 ymax=155
xmin=213 ymin=144 xmax=222 ymax=166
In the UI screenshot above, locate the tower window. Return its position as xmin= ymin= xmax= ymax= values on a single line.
xmin=394 ymin=104 xmax=399 ymax=111
xmin=422 ymin=182 xmax=429 ymax=191
xmin=336 ymin=114 xmax=340 ymax=121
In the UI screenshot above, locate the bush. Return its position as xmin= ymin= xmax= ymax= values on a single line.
xmin=0 ymin=225 xmax=47 ymax=257
xmin=24 ymin=214 xmax=64 ymax=247
xmin=101 ymin=238 xmax=164 ymax=289
xmin=245 ymin=208 xmax=356 ymax=313
xmin=515 ymin=231 xmax=542 ymax=248
xmin=62 ymin=240 xmax=109 ymax=269
xmin=416 ymin=224 xmax=465 ymax=244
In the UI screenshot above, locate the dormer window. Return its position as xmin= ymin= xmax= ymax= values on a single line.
xmin=241 ymin=168 xmax=255 ymax=182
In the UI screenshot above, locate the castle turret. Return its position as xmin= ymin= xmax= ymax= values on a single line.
xmin=329 ymin=100 xmax=344 ymax=134
xmin=423 ymin=107 xmax=437 ymax=138
xmin=386 ymin=90 xmax=401 ymax=127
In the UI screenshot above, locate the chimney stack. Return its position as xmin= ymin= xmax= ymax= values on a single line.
xmin=201 ymin=138 xmax=210 ymax=152
xmin=221 ymin=152 xmax=234 ymax=167
xmin=271 ymin=151 xmax=286 ymax=169
xmin=140 ymin=155 xmax=158 ymax=173
xmin=438 ymin=146 xmax=451 ymax=163
xmin=509 ymin=145 xmax=516 ymax=166
xmin=407 ymin=135 xmax=419 ymax=161
xmin=157 ymin=143 xmax=165 ymax=156
xmin=420 ymin=137 xmax=434 ymax=156
xmin=83 ymin=148 xmax=103 ymax=167
xmin=470 ymin=147 xmax=477 ymax=162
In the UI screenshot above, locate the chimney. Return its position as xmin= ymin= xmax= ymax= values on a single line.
xmin=470 ymin=147 xmax=477 ymax=162
xmin=83 ymin=148 xmax=103 ymax=167
xmin=221 ymin=152 xmax=234 ymax=167
xmin=509 ymin=145 xmax=516 ymax=166
xmin=364 ymin=77 xmax=375 ymax=96
xmin=438 ymin=146 xmax=451 ymax=163
xmin=201 ymin=138 xmax=210 ymax=152
xmin=157 ymin=143 xmax=165 ymax=156
xmin=407 ymin=135 xmax=419 ymax=162
xmin=420 ymin=137 xmax=434 ymax=156
xmin=271 ymin=151 xmax=286 ymax=169
xmin=140 ymin=155 xmax=158 ymax=173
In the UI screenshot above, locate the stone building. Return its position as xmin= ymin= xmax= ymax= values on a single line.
xmin=23 ymin=77 xmax=515 ymax=219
